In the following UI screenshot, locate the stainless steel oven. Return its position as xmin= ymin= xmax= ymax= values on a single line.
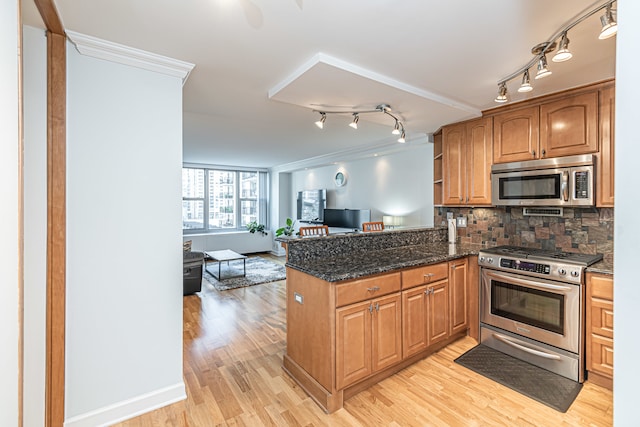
xmin=478 ymin=246 xmax=602 ymax=383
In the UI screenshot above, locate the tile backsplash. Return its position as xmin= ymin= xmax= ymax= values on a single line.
xmin=435 ymin=207 xmax=614 ymax=263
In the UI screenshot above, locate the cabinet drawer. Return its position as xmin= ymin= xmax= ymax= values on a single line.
xmin=401 ymin=263 xmax=448 ymax=289
xmin=335 ymin=273 xmax=401 ymax=307
xmin=589 ymin=274 xmax=613 ymax=301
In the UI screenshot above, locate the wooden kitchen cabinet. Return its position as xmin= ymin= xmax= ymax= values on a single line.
xmin=449 ymin=258 xmax=469 ymax=336
xmin=493 ymin=105 xmax=539 ymax=164
xmin=597 ymin=84 xmax=615 ymax=207
xmin=442 ymin=117 xmax=492 ymax=205
xmin=336 ymin=293 xmax=402 ymax=389
xmin=586 ymin=272 xmax=614 ymax=390
xmin=540 ymin=91 xmax=598 ymax=158
xmin=402 ymin=279 xmax=449 ymax=359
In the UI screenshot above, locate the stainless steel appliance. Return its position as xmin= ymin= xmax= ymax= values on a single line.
xmin=478 ymin=246 xmax=602 ymax=382
xmin=491 ymin=154 xmax=595 ymax=207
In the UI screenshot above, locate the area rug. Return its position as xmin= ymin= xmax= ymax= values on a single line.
xmin=203 ymin=256 xmax=286 ymax=291
xmin=454 ymin=344 xmax=582 ymax=413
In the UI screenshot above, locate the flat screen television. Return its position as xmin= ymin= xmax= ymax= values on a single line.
xmin=296 ymin=189 xmax=326 ymax=222
xmin=323 ymin=208 xmax=371 ymax=230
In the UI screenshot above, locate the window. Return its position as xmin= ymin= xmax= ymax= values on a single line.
xmin=182 ymin=167 xmax=268 ymax=233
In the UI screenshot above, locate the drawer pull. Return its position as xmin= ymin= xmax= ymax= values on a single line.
xmin=423 ymin=273 xmax=434 ymax=281
xmin=367 ymin=286 xmax=380 ymax=292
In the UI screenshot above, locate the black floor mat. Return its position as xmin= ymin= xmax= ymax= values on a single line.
xmin=454 ymin=344 xmax=582 ymax=413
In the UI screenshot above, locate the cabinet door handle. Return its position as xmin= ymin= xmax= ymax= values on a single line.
xmin=369 ymin=303 xmax=374 ymax=314
xmin=532 ymin=150 xmax=536 ymax=157
xmin=542 ymin=149 xmax=546 ymax=156
xmin=466 ymin=196 xmax=469 ymax=202
xmin=451 ymin=265 xmax=456 ymax=270
xmin=459 ymin=197 xmax=463 ymax=202
xmin=375 ymin=302 xmax=380 ymax=312
xmin=367 ymin=286 xmax=380 ymax=292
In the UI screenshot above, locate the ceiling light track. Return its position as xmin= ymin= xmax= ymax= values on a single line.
xmin=494 ymin=0 xmax=617 ymax=103
xmin=312 ymin=104 xmax=407 ymax=143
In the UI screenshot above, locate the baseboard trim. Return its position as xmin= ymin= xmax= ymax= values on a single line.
xmin=63 ymin=382 xmax=186 ymax=427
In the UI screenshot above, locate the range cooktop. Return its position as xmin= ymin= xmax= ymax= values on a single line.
xmin=479 ymin=245 xmax=603 ymax=266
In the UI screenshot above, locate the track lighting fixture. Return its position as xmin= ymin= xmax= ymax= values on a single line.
xmin=494 ymin=0 xmax=616 ymax=103
xmin=494 ymin=83 xmax=508 ymax=103
xmin=312 ymin=104 xmax=407 ymax=143
xmin=349 ymin=113 xmax=359 ymax=129
xmin=599 ymin=4 xmax=617 ymax=40
xmin=552 ymin=32 xmax=572 ymax=62
xmin=315 ymin=112 xmax=326 ymax=129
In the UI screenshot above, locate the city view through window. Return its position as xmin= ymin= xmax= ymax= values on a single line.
xmin=182 ymin=167 xmax=267 ymax=232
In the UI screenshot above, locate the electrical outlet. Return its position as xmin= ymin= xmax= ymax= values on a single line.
xmin=456 ymin=217 xmax=467 ymax=227
xmin=446 ymin=212 xmax=453 ymax=220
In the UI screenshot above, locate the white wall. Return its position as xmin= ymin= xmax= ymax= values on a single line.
xmin=614 ymin=2 xmax=640 ymax=425
xmin=22 ymin=25 xmax=47 ymax=427
xmin=65 ymin=41 xmax=185 ymax=425
xmin=290 ymin=145 xmax=434 ymax=228
xmin=0 ymin=1 xmax=20 ymax=425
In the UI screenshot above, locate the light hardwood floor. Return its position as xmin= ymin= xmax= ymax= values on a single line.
xmin=116 ymin=254 xmax=613 ymax=426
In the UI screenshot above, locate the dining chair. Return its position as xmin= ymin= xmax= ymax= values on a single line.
xmin=362 ymin=221 xmax=385 ymax=232
xmin=298 ymin=225 xmax=330 ymax=237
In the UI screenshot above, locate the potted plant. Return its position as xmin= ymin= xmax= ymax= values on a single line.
xmin=275 ymin=217 xmax=298 ymax=237
xmin=246 ymin=221 xmax=268 ymax=236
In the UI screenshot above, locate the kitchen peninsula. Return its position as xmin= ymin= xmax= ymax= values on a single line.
xmin=279 ymin=227 xmax=482 ymax=413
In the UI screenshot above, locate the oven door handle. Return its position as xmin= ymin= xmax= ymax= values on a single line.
xmin=484 ymin=270 xmax=574 ymax=292
xmin=492 ymin=333 xmax=562 ymax=360
xmin=562 ymin=171 xmax=570 ymax=201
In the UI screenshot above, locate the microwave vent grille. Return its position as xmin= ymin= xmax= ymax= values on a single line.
xmin=523 ymin=207 xmax=564 ymax=217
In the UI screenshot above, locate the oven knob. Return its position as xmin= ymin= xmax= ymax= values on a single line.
xmin=479 ymin=256 xmax=485 ymax=263
xmin=487 ymin=257 xmax=494 ymax=264
xmin=558 ymin=268 xmax=567 ymax=276
xmin=571 ymin=270 xmax=580 ymax=278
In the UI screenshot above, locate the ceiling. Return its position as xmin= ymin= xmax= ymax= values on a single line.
xmin=22 ymin=0 xmax=616 ymax=170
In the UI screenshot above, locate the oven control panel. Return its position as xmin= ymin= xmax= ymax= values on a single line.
xmin=499 ymin=258 xmax=551 ymax=274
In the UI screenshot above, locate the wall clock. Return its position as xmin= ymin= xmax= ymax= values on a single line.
xmin=334 ymin=171 xmax=347 ymax=187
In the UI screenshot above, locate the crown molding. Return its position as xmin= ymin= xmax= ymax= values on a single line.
xmin=66 ymin=30 xmax=195 ymax=85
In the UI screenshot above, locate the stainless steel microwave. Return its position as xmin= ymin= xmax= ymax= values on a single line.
xmin=491 ymin=154 xmax=595 ymax=207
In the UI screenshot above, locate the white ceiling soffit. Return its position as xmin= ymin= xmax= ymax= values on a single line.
xmin=268 ymin=53 xmax=482 ymax=133
xmin=66 ymin=30 xmax=195 ymax=85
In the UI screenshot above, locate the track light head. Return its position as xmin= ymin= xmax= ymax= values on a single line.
xmin=599 ymin=4 xmax=617 ymax=40
xmin=518 ymin=69 xmax=533 ymax=93
xmin=349 ymin=113 xmax=359 ymax=129
xmin=495 ymin=83 xmax=508 ymax=103
xmin=397 ymin=130 xmax=406 ymax=143
xmin=392 ymin=120 xmax=400 ymax=135
xmin=552 ymin=33 xmax=573 ymax=62
xmin=535 ymin=54 xmax=552 ymax=79
xmin=315 ymin=112 xmax=326 ymax=129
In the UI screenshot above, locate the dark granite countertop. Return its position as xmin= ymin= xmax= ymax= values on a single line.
xmin=586 ymin=260 xmax=613 ymax=275
xmin=286 ymin=242 xmax=484 ymax=282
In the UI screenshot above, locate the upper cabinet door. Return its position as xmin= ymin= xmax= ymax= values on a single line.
xmin=540 ymin=91 xmax=598 ymax=158
xmin=442 ymin=123 xmax=466 ymax=205
xmin=466 ymin=117 xmax=492 ymax=205
xmin=493 ymin=106 xmax=540 ymax=164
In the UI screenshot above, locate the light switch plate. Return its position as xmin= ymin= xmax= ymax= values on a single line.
xmin=446 ymin=212 xmax=453 ymax=220
xmin=456 ymin=217 xmax=467 ymax=227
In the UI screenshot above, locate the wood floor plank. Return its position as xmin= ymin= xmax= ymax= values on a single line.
xmin=114 ymin=253 xmax=612 ymax=427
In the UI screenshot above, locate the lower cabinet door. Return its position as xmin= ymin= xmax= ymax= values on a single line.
xmin=372 ymin=293 xmax=402 ymax=371
xmin=427 ymin=280 xmax=449 ymax=346
xmin=336 ymin=301 xmax=372 ymax=390
xmin=402 ymin=285 xmax=428 ymax=358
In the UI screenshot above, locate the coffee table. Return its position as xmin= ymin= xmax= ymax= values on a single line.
xmin=204 ymin=249 xmax=248 ymax=280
